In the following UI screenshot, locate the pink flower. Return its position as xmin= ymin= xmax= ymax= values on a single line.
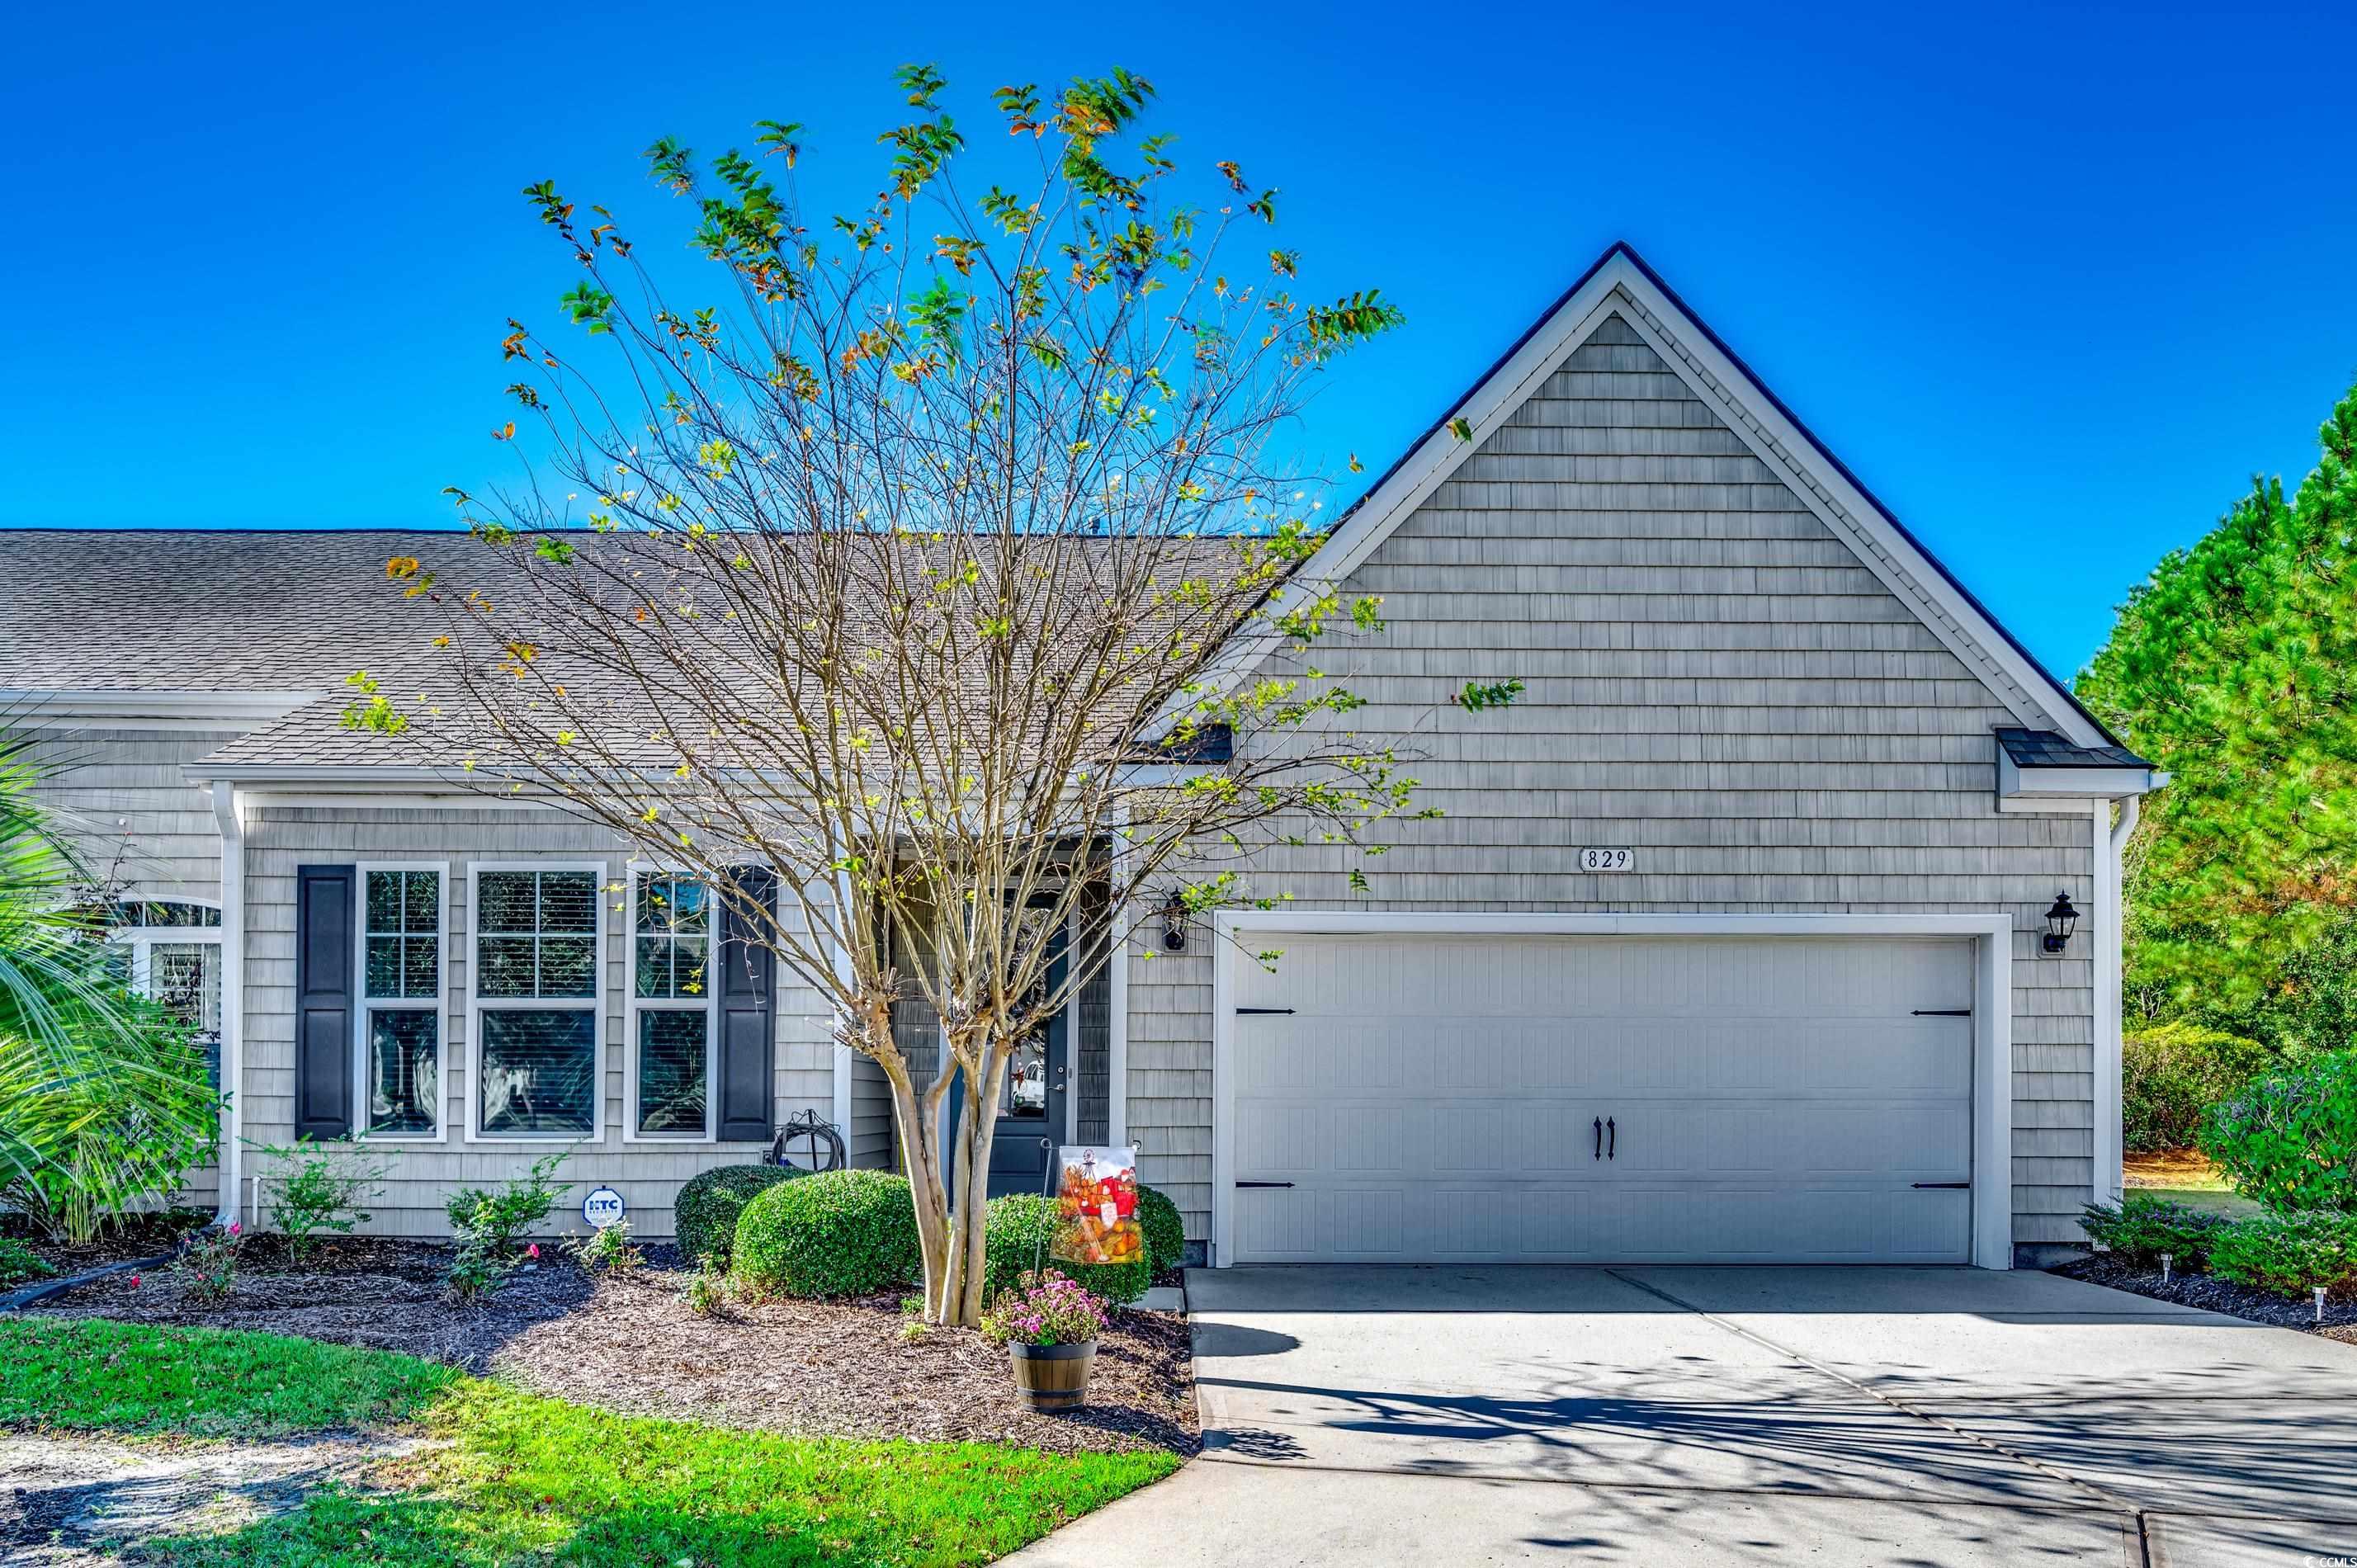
xmin=227 ymin=1221 xmax=242 ymax=1237
xmin=526 ymin=1243 xmax=541 ymax=1259
xmin=128 ymin=1274 xmax=140 ymax=1287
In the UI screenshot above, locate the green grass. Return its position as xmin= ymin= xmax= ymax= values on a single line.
xmin=0 ymin=1318 xmax=1180 ymax=1567
xmin=0 ymin=1317 xmax=456 ymax=1438
xmin=2133 ymin=1184 xmax=2267 ymax=1221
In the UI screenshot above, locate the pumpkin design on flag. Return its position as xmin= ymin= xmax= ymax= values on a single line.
xmin=1051 ymin=1145 xmax=1145 ymax=1268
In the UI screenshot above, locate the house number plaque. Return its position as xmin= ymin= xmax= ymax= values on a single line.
xmin=1580 ymin=848 xmax=1635 ymax=872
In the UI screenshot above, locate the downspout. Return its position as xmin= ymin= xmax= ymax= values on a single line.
xmin=1106 ymin=809 xmax=1130 ymax=1148
xmin=208 ymin=780 xmax=245 ymax=1229
xmin=2095 ymin=794 xmax=2141 ymax=1208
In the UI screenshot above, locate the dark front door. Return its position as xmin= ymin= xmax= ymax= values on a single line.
xmin=951 ymin=901 xmax=1070 ymax=1202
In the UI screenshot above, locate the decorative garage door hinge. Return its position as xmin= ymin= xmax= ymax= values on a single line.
xmin=1911 ymin=1008 xmax=1972 ymax=1017
xmin=1235 ymin=1006 xmax=1295 ymax=1014
xmin=1235 ymin=1180 xmax=1295 ymax=1188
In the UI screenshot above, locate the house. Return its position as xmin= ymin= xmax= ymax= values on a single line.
xmin=2 ymin=243 xmax=2157 ymax=1268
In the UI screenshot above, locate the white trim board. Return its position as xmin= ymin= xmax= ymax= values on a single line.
xmin=1183 ymin=246 xmax=2106 ymax=750
xmin=1207 ymin=909 xmax=2016 ymax=1272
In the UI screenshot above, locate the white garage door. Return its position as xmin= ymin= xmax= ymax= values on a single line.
xmin=1228 ymin=934 xmax=1975 ymax=1264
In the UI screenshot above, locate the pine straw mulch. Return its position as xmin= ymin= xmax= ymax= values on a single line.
xmin=2052 ymin=1253 xmax=2357 ymax=1348
xmin=25 ymin=1243 xmax=1197 ymax=1457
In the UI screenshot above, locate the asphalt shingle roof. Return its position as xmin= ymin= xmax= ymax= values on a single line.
xmin=1994 ymin=727 xmax=2152 ymax=770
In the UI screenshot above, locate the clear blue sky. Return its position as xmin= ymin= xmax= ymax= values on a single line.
xmin=6 ymin=0 xmax=2351 ymax=678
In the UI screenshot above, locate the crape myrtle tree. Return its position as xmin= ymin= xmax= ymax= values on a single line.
xmin=351 ymin=66 xmax=1512 ymax=1324
xmin=2080 ymin=380 xmax=2357 ymax=1051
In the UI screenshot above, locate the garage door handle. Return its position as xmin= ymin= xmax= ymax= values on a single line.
xmin=1607 ymin=1117 xmax=1616 ymax=1159
xmin=1236 ymin=1180 xmax=1295 ymax=1188
xmin=1593 ymin=1117 xmax=1603 ymax=1159
xmin=1912 ymin=1181 xmax=1970 ymax=1189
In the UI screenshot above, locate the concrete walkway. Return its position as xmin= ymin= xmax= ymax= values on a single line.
xmin=1008 ymin=1266 xmax=2357 ymax=1567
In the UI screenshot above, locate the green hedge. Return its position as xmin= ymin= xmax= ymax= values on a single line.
xmin=2199 ymin=1049 xmax=2357 ymax=1212
xmin=1136 ymin=1185 xmax=1186 ymax=1277
xmin=982 ymin=1194 xmax=1149 ymax=1308
xmin=2079 ymin=1193 xmax=2225 ymax=1268
xmin=2123 ymin=1023 xmax=2271 ymax=1152
xmin=734 ymin=1169 xmax=921 ymax=1298
xmin=675 ymin=1165 xmax=801 ymax=1268
xmin=2207 ymin=1210 xmax=2357 ymax=1298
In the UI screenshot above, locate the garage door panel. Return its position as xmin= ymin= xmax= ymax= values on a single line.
xmin=1230 ymin=935 xmax=1977 ymax=1265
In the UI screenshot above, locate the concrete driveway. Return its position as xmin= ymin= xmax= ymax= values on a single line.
xmin=1008 ymin=1267 xmax=2357 ymax=1567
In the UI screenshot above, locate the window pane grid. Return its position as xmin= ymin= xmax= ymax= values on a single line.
xmin=364 ymin=870 xmax=441 ymax=1002
xmin=475 ymin=868 xmax=601 ymax=1136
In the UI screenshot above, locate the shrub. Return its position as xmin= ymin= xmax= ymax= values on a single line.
xmin=445 ymin=1153 xmax=568 ymax=1254
xmin=442 ymin=1240 xmax=512 ymax=1305
xmin=683 ymin=1261 xmax=727 ymax=1316
xmin=179 ymin=1221 xmax=240 ymax=1301
xmin=568 ymin=1221 xmax=644 ymax=1273
xmin=2079 ymin=1194 xmax=2226 ymax=1267
xmin=0 ymin=1237 xmax=55 ymax=1288
xmin=256 ymin=1141 xmax=390 ymax=1259
xmin=2123 ymin=1022 xmax=2272 ymax=1152
xmin=2208 ymin=1211 xmax=2357 ymax=1299
xmin=673 ymin=1164 xmax=800 ymax=1268
xmin=1136 ymin=1185 xmax=1186 ymax=1277
xmin=2199 ymin=1050 xmax=2357 ymax=1212
xmin=980 ymin=1269 xmax=1109 ymax=1347
xmin=733 ymin=1169 xmax=920 ymax=1298
xmin=983 ymin=1193 xmax=1149 ymax=1308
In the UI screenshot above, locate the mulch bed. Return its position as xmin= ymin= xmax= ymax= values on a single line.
xmin=6 ymin=1211 xmax=211 ymax=1278
xmin=23 ymin=1242 xmax=1197 ymax=1457
xmin=2052 ymin=1254 xmax=2357 ymax=1347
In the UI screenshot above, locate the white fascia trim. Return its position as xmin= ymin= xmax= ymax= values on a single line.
xmin=2 ymin=688 xmax=318 ymax=729
xmin=1208 ymin=909 xmax=2015 ymax=1272
xmin=1998 ymin=754 xmax=2161 ymax=800
xmin=209 ymin=782 xmax=247 ymax=1230
xmin=350 ymin=861 xmax=451 ymax=1145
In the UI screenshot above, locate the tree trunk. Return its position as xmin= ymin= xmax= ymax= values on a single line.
xmin=954 ymin=1045 xmax=1014 ymax=1325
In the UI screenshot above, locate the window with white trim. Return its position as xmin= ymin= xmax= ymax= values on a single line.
xmin=629 ymin=870 xmax=713 ymax=1138
xmin=358 ymin=865 xmax=444 ymax=1138
xmin=471 ymin=866 xmax=602 ymax=1137
xmin=103 ymin=900 xmax=224 ymax=1079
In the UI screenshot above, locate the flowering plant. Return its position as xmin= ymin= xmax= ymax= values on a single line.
xmin=980 ymin=1270 xmax=1108 ymax=1348
xmin=180 ymin=1221 xmax=240 ymax=1301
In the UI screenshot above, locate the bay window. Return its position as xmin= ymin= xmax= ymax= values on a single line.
xmin=470 ymin=865 xmax=602 ymax=1137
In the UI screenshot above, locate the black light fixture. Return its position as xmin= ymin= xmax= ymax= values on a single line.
xmin=1159 ymin=889 xmax=1188 ymax=952
xmin=2042 ymin=892 xmax=2080 ymax=955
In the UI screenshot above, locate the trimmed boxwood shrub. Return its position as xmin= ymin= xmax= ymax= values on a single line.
xmin=2207 ymin=1210 xmax=2357 ymax=1299
xmin=2199 ymin=1049 xmax=2357 ymax=1212
xmin=1136 ymin=1185 xmax=1186 ymax=1277
xmin=674 ymin=1164 xmax=800 ymax=1268
xmin=2079 ymin=1193 xmax=2226 ymax=1267
xmin=982 ymin=1193 xmax=1150 ymax=1307
xmin=733 ymin=1169 xmax=921 ymax=1298
xmin=2123 ymin=1023 xmax=2271 ymax=1152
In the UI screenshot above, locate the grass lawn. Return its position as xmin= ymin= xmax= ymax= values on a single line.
xmin=2123 ymin=1148 xmax=2266 ymax=1220
xmin=0 ymin=1318 xmax=1180 ymax=1567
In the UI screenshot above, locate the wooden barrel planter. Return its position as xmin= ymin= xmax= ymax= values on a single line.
xmin=1008 ymin=1339 xmax=1097 ymax=1410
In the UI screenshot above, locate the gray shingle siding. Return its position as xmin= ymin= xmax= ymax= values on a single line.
xmin=1124 ymin=310 xmax=2099 ymax=1262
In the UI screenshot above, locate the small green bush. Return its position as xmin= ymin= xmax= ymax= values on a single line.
xmin=734 ymin=1169 xmax=920 ymax=1298
xmin=2080 ymin=1193 xmax=2226 ymax=1267
xmin=445 ymin=1153 xmax=568 ymax=1254
xmin=257 ymin=1141 xmax=390 ymax=1259
xmin=674 ymin=1164 xmax=800 ymax=1268
xmin=0 ymin=1237 xmax=56 ymax=1288
xmin=2123 ymin=1023 xmax=2272 ymax=1152
xmin=2199 ymin=1049 xmax=2357 ymax=1212
xmin=1136 ymin=1185 xmax=1186 ymax=1278
xmin=982 ymin=1194 xmax=1150 ymax=1308
xmin=2208 ymin=1210 xmax=2357 ymax=1299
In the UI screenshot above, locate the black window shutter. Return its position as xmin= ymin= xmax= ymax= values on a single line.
xmin=294 ymin=864 xmax=357 ymax=1141
xmin=716 ymin=867 xmax=777 ymax=1142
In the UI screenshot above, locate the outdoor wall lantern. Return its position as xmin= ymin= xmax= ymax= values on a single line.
xmin=2042 ymin=892 xmax=2081 ymax=955
xmin=1159 ymin=889 xmax=1188 ymax=952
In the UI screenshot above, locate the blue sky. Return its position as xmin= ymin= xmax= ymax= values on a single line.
xmin=5 ymin=1 xmax=2351 ymax=678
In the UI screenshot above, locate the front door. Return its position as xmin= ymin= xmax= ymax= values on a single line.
xmin=950 ymin=901 xmax=1070 ymax=1202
